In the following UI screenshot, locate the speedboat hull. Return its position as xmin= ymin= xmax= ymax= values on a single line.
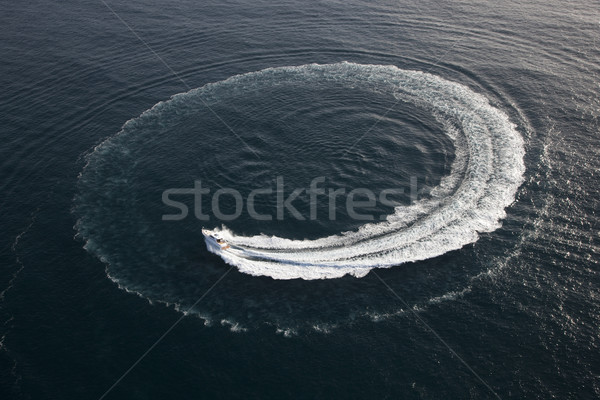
xmin=202 ymin=228 xmax=230 ymax=252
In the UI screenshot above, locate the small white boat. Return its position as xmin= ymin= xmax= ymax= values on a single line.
xmin=202 ymin=228 xmax=230 ymax=251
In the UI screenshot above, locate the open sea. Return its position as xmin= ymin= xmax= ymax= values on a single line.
xmin=1 ymin=0 xmax=599 ymax=398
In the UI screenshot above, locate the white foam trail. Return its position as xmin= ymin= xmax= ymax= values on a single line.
xmin=203 ymin=62 xmax=525 ymax=280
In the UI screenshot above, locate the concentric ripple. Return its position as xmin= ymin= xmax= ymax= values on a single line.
xmin=75 ymin=62 xmax=525 ymax=285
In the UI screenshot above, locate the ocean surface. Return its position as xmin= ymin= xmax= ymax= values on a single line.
xmin=1 ymin=0 xmax=599 ymax=398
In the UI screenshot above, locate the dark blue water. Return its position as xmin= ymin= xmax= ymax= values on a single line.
xmin=1 ymin=0 xmax=599 ymax=398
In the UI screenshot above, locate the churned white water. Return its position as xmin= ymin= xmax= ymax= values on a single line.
xmin=199 ymin=63 xmax=525 ymax=279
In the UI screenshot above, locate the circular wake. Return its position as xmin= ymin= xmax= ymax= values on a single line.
xmin=75 ymin=62 xmax=525 ymax=285
xmin=200 ymin=63 xmax=525 ymax=279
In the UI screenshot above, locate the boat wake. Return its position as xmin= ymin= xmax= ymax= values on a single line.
xmin=200 ymin=63 xmax=525 ymax=280
xmin=76 ymin=62 xmax=525 ymax=283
